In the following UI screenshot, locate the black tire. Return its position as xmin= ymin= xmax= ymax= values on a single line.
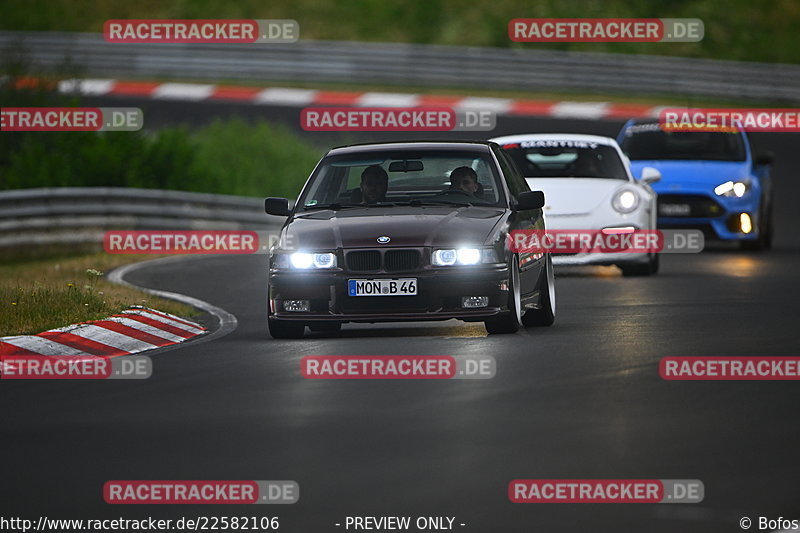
xmin=763 ymin=210 xmax=774 ymax=250
xmin=649 ymin=252 xmax=660 ymax=274
xmin=620 ymin=253 xmax=658 ymax=277
xmin=484 ymin=256 xmax=522 ymax=335
xmin=308 ymin=322 xmax=342 ymax=334
xmin=268 ymin=318 xmax=305 ymax=339
xmin=522 ymin=254 xmax=556 ymax=327
xmin=764 ymin=205 xmax=774 ymax=249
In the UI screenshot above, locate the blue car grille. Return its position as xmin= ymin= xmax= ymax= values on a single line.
xmin=657 ymin=194 xmax=725 ymax=218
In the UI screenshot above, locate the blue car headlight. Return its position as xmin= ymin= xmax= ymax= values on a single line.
xmin=714 ymin=180 xmax=750 ymax=198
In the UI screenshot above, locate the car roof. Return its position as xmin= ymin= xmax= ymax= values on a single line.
xmin=489 ymin=133 xmax=620 ymax=147
xmin=327 ymin=140 xmax=496 ymax=155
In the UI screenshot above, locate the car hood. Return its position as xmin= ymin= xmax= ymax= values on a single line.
xmin=283 ymin=206 xmax=506 ymax=249
xmin=525 ymin=177 xmax=627 ymax=216
xmin=628 ymin=160 xmax=750 ymax=193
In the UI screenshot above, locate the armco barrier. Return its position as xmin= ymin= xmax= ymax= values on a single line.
xmin=1 ymin=31 xmax=798 ymax=103
xmin=0 ymin=187 xmax=283 ymax=247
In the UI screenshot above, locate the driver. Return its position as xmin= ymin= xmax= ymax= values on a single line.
xmin=449 ymin=166 xmax=479 ymax=195
xmin=572 ymin=153 xmax=602 ymax=177
xmin=360 ymin=165 xmax=388 ymax=203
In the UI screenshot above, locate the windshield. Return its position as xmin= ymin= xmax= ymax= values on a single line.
xmin=298 ymin=150 xmax=506 ymax=208
xmin=501 ymin=140 xmax=628 ymax=179
xmin=620 ymin=122 xmax=747 ymax=161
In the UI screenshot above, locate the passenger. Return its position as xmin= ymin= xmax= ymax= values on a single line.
xmin=449 ymin=166 xmax=480 ymax=195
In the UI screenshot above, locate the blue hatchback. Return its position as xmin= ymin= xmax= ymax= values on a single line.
xmin=617 ymin=120 xmax=773 ymax=250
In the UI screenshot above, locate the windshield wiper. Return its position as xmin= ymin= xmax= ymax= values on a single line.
xmin=404 ymin=199 xmax=471 ymax=207
xmin=302 ymin=202 xmax=363 ymax=211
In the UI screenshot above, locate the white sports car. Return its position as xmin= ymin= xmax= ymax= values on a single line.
xmin=491 ymin=134 xmax=661 ymax=276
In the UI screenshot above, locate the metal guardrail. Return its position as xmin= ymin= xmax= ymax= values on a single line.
xmin=0 ymin=187 xmax=282 ymax=247
xmin=2 ymin=30 xmax=800 ymax=103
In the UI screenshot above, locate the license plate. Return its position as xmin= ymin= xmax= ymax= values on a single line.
xmin=660 ymin=203 xmax=691 ymax=216
xmin=348 ymin=279 xmax=417 ymax=296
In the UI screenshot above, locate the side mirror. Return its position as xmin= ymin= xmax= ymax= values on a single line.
xmin=265 ymin=197 xmax=291 ymax=217
xmin=516 ymin=190 xmax=545 ymax=210
xmin=755 ymin=151 xmax=774 ymax=166
xmin=639 ymin=166 xmax=662 ymax=184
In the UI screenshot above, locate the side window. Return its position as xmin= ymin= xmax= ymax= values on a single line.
xmin=506 ymin=151 xmax=531 ymax=193
xmin=494 ymin=147 xmax=530 ymax=199
xmin=346 ymin=166 xmax=366 ymax=191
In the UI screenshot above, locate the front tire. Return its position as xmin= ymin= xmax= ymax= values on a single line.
xmin=484 ymin=256 xmax=522 ymax=335
xmin=522 ymin=254 xmax=556 ymax=327
xmin=620 ymin=253 xmax=658 ymax=277
xmin=268 ymin=317 xmax=305 ymax=339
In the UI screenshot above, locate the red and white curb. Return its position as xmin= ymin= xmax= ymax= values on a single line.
xmin=55 ymin=78 xmax=663 ymax=120
xmin=0 ymin=306 xmax=206 ymax=358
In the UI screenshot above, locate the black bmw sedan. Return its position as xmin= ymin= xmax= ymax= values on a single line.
xmin=264 ymin=141 xmax=555 ymax=338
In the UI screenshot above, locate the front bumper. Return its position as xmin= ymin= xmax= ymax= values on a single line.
xmin=657 ymin=193 xmax=762 ymax=241
xmin=552 ymin=251 xmax=650 ymax=267
xmin=546 ymin=211 xmax=652 ymax=267
xmin=268 ymin=264 xmax=511 ymax=323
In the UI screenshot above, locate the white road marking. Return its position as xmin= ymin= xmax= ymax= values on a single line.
xmin=254 ymin=87 xmax=318 ymax=105
xmin=152 ymin=83 xmax=216 ymax=101
xmin=0 ymin=336 xmax=87 ymax=356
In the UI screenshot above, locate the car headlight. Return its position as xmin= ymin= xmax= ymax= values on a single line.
xmin=612 ymin=189 xmax=640 ymax=214
xmin=275 ymin=252 xmax=337 ymax=269
xmin=714 ymin=180 xmax=749 ymax=198
xmin=432 ymin=248 xmax=496 ymax=266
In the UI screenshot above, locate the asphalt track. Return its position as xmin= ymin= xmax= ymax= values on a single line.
xmin=2 ymin=98 xmax=800 ymax=532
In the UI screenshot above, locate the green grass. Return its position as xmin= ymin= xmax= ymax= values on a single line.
xmin=0 ymin=252 xmax=197 ymax=336
xmin=188 ymin=119 xmax=321 ymax=198
xmin=0 ymin=0 xmax=799 ymax=64
xmin=0 ymin=118 xmax=321 ymax=198
xmin=0 ymin=77 xmax=322 ymax=198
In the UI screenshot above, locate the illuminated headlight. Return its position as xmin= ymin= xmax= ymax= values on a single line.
xmin=714 ymin=180 xmax=749 ymax=198
xmin=432 ymin=249 xmax=457 ymax=266
xmin=288 ymin=252 xmax=337 ymax=269
xmin=432 ymin=248 xmax=495 ymax=266
xmin=740 ymin=213 xmax=753 ymax=233
xmin=612 ymin=189 xmax=640 ymax=214
xmin=457 ymin=248 xmax=481 ymax=265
